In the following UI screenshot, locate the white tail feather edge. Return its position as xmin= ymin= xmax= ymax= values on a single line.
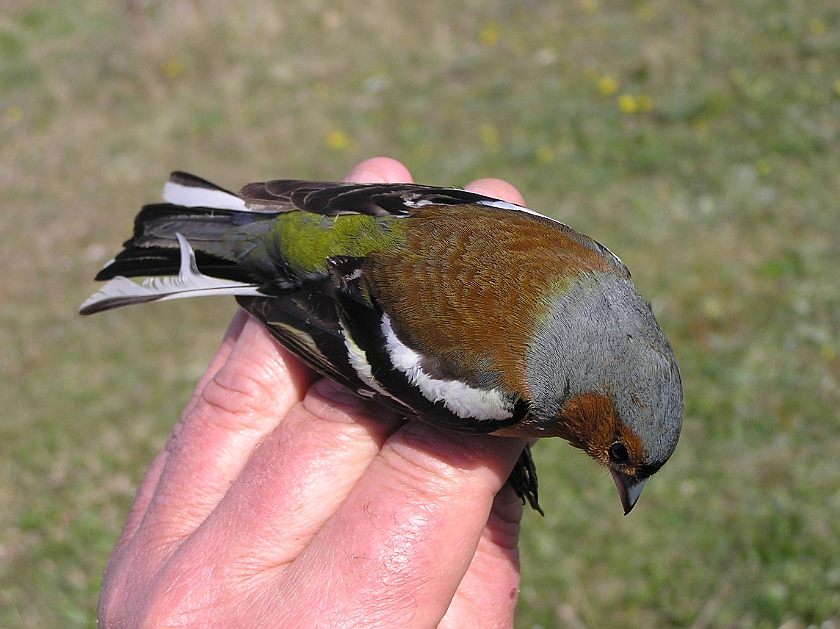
xmin=79 ymin=234 xmax=262 ymax=313
xmin=162 ymin=180 xmax=248 ymax=211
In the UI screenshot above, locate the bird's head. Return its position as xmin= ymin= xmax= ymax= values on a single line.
xmin=495 ymin=271 xmax=683 ymax=514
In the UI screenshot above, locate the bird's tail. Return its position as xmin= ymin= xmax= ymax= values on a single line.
xmin=79 ymin=173 xmax=276 ymax=315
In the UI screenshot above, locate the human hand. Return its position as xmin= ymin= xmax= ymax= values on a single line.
xmin=98 ymin=157 xmax=529 ymax=629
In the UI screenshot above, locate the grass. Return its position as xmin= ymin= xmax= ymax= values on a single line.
xmin=1 ymin=0 xmax=839 ymax=626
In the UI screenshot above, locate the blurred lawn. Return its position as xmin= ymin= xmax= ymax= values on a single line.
xmin=2 ymin=0 xmax=839 ymax=627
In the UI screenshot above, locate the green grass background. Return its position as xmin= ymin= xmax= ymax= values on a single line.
xmin=2 ymin=0 xmax=839 ymax=627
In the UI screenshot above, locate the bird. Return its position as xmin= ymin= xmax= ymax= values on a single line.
xmin=80 ymin=171 xmax=683 ymax=515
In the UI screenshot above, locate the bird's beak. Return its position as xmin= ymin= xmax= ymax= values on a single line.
xmin=610 ymin=470 xmax=647 ymax=515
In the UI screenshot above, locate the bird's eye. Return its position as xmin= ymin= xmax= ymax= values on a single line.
xmin=608 ymin=442 xmax=630 ymax=465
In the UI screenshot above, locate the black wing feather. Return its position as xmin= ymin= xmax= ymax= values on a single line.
xmin=236 ymin=180 xmax=518 ymax=217
xmin=169 ymin=171 xmax=241 ymax=196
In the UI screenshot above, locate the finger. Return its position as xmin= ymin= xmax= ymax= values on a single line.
xmin=438 ymin=485 xmax=523 ymax=629
xmin=269 ymin=424 xmax=526 ymax=628
xmin=465 ymin=178 xmax=526 ymax=206
xmin=109 ymin=308 xmax=252 ymax=557
xmin=165 ymin=379 xmax=405 ymax=580
xmin=128 ymin=315 xmax=316 ymax=559
xmin=182 ymin=308 xmax=250 ymax=418
xmin=344 ymin=156 xmax=414 ymax=183
xmin=101 ymin=447 xmax=169 ymax=590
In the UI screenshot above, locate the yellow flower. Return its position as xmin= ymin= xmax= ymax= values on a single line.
xmin=536 ymin=146 xmax=554 ymax=164
xmin=480 ymin=124 xmax=499 ymax=152
xmin=479 ymin=23 xmax=500 ymax=48
xmin=808 ymin=18 xmax=826 ymax=36
xmin=617 ymin=94 xmax=638 ymax=114
xmin=635 ymin=3 xmax=656 ymax=21
xmin=755 ymin=158 xmax=771 ymax=176
xmin=162 ymin=59 xmax=183 ymax=79
xmin=598 ymin=76 xmax=618 ymax=96
xmin=702 ymin=296 xmax=723 ymax=320
xmin=326 ymin=130 xmax=349 ymax=150
xmin=729 ymin=68 xmax=746 ymax=86
xmin=3 ymin=105 xmax=23 ymax=124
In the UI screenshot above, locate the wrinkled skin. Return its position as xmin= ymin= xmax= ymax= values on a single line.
xmin=98 ymin=157 xmax=528 ymax=629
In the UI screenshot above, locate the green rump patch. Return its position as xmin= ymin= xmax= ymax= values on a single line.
xmin=267 ymin=212 xmax=404 ymax=277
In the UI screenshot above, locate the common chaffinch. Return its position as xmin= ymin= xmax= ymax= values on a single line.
xmin=81 ymin=172 xmax=683 ymax=514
